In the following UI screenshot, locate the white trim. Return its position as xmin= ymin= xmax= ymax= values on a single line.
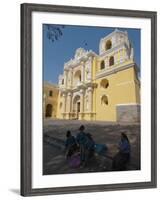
xmin=96 ymin=62 xmax=134 ymax=79
xmin=101 ymin=29 xmax=127 ymax=42
xmin=99 ymin=42 xmax=126 ymax=58
xmin=116 ymin=103 xmax=140 ymax=106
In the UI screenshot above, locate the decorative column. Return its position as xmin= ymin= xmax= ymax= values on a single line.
xmin=130 ymin=46 xmax=134 ymax=61
xmin=115 ymin=51 xmax=119 ymax=65
xmin=120 ymin=49 xmax=124 ymax=63
xmin=80 ymin=89 xmax=85 ymax=120
xmin=121 ymin=47 xmax=126 ymax=63
xmin=64 ymin=69 xmax=68 ymax=87
xmin=117 ymin=50 xmax=120 ymax=65
xmin=126 ymin=48 xmax=130 ymax=60
xmin=67 ymin=92 xmax=72 ymax=119
xmin=105 ymin=57 xmax=108 ymax=68
xmin=62 ymin=93 xmax=66 ymax=119
xmin=69 ymin=68 xmax=73 ymax=88
xmin=71 ymin=70 xmax=73 ymax=88
xmin=81 ymin=61 xmax=85 ymax=83
xmin=88 ymin=87 xmax=93 ymax=119
xmin=86 ymin=57 xmax=92 ymax=82
xmin=43 ymin=93 xmax=46 ymax=118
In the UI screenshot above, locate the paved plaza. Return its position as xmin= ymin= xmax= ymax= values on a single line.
xmin=43 ymin=119 xmax=140 ymax=175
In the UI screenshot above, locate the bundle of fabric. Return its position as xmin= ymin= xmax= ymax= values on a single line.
xmin=94 ymin=144 xmax=108 ymax=156
xmin=68 ymin=152 xmax=81 ymax=168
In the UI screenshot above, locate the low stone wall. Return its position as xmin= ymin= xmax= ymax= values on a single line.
xmin=116 ymin=104 xmax=140 ymax=123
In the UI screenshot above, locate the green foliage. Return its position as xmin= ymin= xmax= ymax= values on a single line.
xmin=45 ymin=24 xmax=65 ymax=42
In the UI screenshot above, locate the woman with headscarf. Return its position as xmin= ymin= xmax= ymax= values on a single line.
xmin=112 ymin=132 xmax=131 ymax=171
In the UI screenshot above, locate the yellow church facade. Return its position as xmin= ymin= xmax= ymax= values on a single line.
xmin=47 ymin=29 xmax=140 ymax=122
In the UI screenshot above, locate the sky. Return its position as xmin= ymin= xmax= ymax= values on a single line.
xmin=43 ymin=24 xmax=140 ymax=84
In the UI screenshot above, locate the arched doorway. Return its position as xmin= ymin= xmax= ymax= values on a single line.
xmin=45 ymin=104 xmax=53 ymax=117
xmin=73 ymin=95 xmax=80 ymax=119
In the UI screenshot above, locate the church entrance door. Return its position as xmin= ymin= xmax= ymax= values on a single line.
xmin=77 ymin=102 xmax=80 ymax=119
xmin=46 ymin=104 xmax=53 ymax=117
xmin=73 ymin=95 xmax=81 ymax=119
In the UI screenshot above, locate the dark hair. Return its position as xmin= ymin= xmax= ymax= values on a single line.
xmin=79 ymin=125 xmax=85 ymax=131
xmin=66 ymin=130 xmax=71 ymax=138
xmin=121 ymin=132 xmax=129 ymax=143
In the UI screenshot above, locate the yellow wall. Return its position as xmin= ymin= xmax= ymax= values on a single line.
xmin=92 ymin=62 xmax=140 ymax=121
xmin=44 ymin=84 xmax=59 ymax=118
xmin=56 ymin=91 xmax=63 ymax=118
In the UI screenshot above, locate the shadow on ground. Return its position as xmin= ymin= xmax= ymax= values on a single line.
xmin=43 ymin=119 xmax=140 ymax=175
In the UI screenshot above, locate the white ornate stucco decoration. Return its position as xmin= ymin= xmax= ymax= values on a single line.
xmin=130 ymin=46 xmax=134 ymax=60
xmin=99 ymin=29 xmax=129 ymax=55
xmin=85 ymin=58 xmax=92 ymax=81
xmin=74 ymin=48 xmax=86 ymax=60
xmin=58 ymin=74 xmax=64 ymax=86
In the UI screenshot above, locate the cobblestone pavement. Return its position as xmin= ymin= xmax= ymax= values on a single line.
xmin=43 ymin=119 xmax=140 ymax=175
